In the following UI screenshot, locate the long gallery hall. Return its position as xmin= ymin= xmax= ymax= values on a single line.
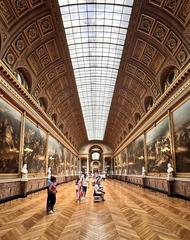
xmin=1 ymin=179 xmax=190 ymax=240
xmin=0 ymin=0 xmax=190 ymax=239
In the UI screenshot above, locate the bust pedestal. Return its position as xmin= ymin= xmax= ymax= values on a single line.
xmin=20 ymin=179 xmax=28 ymax=198
xmin=167 ymin=178 xmax=174 ymax=197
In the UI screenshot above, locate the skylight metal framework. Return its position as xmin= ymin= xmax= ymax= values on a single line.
xmin=59 ymin=0 xmax=134 ymax=140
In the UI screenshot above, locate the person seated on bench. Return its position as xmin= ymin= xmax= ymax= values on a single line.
xmin=93 ymin=179 xmax=105 ymax=201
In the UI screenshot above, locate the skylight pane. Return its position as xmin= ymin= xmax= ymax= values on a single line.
xmin=59 ymin=0 xmax=134 ymax=140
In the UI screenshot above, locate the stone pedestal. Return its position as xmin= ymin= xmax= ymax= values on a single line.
xmin=142 ymin=177 xmax=146 ymax=188
xmin=167 ymin=179 xmax=174 ymax=197
xmin=20 ymin=180 xmax=28 ymax=198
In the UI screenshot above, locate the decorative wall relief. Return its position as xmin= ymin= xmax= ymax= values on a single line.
xmin=146 ymin=117 xmax=171 ymax=173
xmin=48 ymin=135 xmax=64 ymax=175
xmin=127 ymin=134 xmax=145 ymax=175
xmin=0 ymin=98 xmax=21 ymax=173
xmin=24 ymin=118 xmax=46 ymax=173
xmin=173 ymin=99 xmax=190 ymax=172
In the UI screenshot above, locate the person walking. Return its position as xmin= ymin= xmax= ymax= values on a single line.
xmin=47 ymin=176 xmax=57 ymax=214
xmin=82 ymin=174 xmax=89 ymax=199
xmin=75 ymin=176 xmax=83 ymax=203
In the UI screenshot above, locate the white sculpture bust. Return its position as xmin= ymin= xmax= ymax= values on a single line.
xmin=21 ymin=164 xmax=28 ymax=180
xmin=167 ymin=163 xmax=174 ymax=180
xmin=142 ymin=166 xmax=146 ymax=177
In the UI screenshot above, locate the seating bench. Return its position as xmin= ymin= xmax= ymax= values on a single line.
xmin=94 ymin=196 xmax=102 ymax=202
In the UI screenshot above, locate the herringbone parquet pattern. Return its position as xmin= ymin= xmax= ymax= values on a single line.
xmin=0 ymin=179 xmax=190 ymax=240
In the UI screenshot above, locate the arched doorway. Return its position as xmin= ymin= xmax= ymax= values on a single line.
xmin=89 ymin=145 xmax=103 ymax=174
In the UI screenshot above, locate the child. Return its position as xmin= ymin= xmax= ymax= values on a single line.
xmin=75 ymin=177 xmax=83 ymax=203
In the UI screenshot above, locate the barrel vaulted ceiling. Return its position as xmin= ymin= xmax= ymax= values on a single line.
xmin=0 ymin=0 xmax=190 ymax=150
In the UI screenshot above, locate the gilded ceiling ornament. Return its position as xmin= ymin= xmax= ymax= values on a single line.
xmin=177 ymin=49 xmax=187 ymax=63
xmin=40 ymin=80 xmax=46 ymax=88
xmin=27 ymin=26 xmax=38 ymax=41
xmin=15 ymin=0 xmax=28 ymax=13
xmin=47 ymin=71 xmax=56 ymax=79
xmin=40 ymin=18 xmax=52 ymax=33
xmin=154 ymin=24 xmax=167 ymax=41
xmin=181 ymin=3 xmax=190 ymax=18
xmin=41 ymin=55 xmax=51 ymax=66
xmin=166 ymin=37 xmax=177 ymax=50
xmin=15 ymin=38 xmax=25 ymax=52
xmin=145 ymin=78 xmax=152 ymax=87
xmin=165 ymin=0 xmax=178 ymax=10
xmin=140 ymin=18 xmax=152 ymax=32
xmin=6 ymin=52 xmax=15 ymax=65
xmin=37 ymin=46 xmax=46 ymax=58
xmin=2 ymin=30 xmax=7 ymax=41
xmin=0 ymin=1 xmax=11 ymax=19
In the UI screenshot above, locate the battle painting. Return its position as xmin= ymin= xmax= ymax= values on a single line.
xmin=0 ymin=99 xmax=21 ymax=173
xmin=146 ymin=117 xmax=171 ymax=173
xmin=173 ymin=99 xmax=190 ymax=172
xmin=24 ymin=118 xmax=46 ymax=173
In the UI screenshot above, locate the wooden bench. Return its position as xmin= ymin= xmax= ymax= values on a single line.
xmin=94 ymin=196 xmax=102 ymax=202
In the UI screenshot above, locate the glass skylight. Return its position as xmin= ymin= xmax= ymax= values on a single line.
xmin=58 ymin=0 xmax=134 ymax=140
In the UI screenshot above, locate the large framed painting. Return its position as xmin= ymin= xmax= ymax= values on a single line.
xmin=146 ymin=117 xmax=171 ymax=173
xmin=127 ymin=134 xmax=145 ymax=175
xmin=120 ymin=148 xmax=127 ymax=174
xmin=104 ymin=157 xmax=111 ymax=174
xmin=66 ymin=149 xmax=71 ymax=174
xmin=114 ymin=157 xmax=118 ymax=173
xmin=0 ymin=98 xmax=21 ymax=173
xmin=48 ymin=135 xmax=64 ymax=175
xmin=70 ymin=153 xmax=74 ymax=174
xmin=24 ymin=118 xmax=46 ymax=173
xmin=173 ymin=99 xmax=190 ymax=172
xmin=74 ymin=156 xmax=78 ymax=174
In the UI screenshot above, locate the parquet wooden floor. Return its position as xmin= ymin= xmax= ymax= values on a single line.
xmin=0 ymin=179 xmax=190 ymax=240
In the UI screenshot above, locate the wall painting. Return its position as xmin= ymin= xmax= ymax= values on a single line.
xmin=48 ymin=135 xmax=64 ymax=175
xmin=127 ymin=134 xmax=145 ymax=174
xmin=146 ymin=117 xmax=171 ymax=173
xmin=173 ymin=99 xmax=190 ymax=172
xmin=0 ymin=98 xmax=21 ymax=173
xmin=24 ymin=118 xmax=46 ymax=173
